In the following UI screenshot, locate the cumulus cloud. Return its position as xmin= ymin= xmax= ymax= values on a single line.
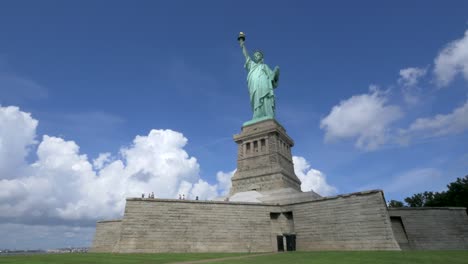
xmin=0 ymin=105 xmax=38 ymax=179
xmin=293 ymin=156 xmax=337 ymax=196
xmin=189 ymin=179 xmax=218 ymax=200
xmin=398 ymin=67 xmax=427 ymax=87
xmin=216 ymin=169 xmax=235 ymax=196
xmin=401 ymin=99 xmax=468 ymax=139
xmin=320 ymin=87 xmax=403 ymax=150
xmin=398 ymin=67 xmax=427 ymax=105
xmin=0 ymin=106 xmax=220 ymax=226
xmin=92 ymin=152 xmax=111 ymax=170
xmin=434 ymin=30 xmax=468 ymax=87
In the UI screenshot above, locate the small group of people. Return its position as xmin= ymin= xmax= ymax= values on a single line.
xmin=141 ymin=192 xmax=155 ymax=199
xmin=141 ymin=192 xmax=199 ymax=200
xmin=179 ymin=194 xmax=199 ymax=201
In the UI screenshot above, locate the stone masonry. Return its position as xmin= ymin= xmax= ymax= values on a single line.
xmin=285 ymin=191 xmax=400 ymax=250
xmin=388 ymin=207 xmax=468 ymax=250
xmin=92 ymin=190 xmax=403 ymax=252
xmin=115 ymin=199 xmax=278 ymax=253
xmin=91 ymin=220 xmax=122 ymax=252
xmin=230 ymin=119 xmax=301 ymax=194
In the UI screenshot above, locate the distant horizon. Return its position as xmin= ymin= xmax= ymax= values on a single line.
xmin=0 ymin=246 xmax=89 ymax=252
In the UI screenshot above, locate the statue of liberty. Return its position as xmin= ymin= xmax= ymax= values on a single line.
xmin=238 ymin=32 xmax=280 ymax=126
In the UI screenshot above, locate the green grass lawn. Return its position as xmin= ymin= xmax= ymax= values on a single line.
xmin=212 ymin=251 xmax=468 ymax=264
xmin=0 ymin=251 xmax=467 ymax=264
xmin=0 ymin=253 xmax=245 ymax=264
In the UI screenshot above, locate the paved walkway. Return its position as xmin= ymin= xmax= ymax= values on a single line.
xmin=171 ymin=252 xmax=277 ymax=264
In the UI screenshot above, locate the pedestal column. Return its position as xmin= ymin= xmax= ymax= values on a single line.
xmin=230 ymin=119 xmax=302 ymax=195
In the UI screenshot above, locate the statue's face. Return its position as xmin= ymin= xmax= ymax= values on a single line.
xmin=254 ymin=52 xmax=263 ymax=63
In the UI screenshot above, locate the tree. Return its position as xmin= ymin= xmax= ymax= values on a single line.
xmin=404 ymin=176 xmax=468 ymax=210
xmin=444 ymin=175 xmax=468 ymax=208
xmin=404 ymin=192 xmax=434 ymax=207
xmin=388 ymin=200 xmax=404 ymax=208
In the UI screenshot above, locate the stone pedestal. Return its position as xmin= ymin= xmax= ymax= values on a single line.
xmin=230 ymin=119 xmax=302 ymax=195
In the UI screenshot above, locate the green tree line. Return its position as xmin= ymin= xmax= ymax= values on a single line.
xmin=387 ymin=175 xmax=468 ymax=211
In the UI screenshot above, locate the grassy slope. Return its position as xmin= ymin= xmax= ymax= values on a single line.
xmin=214 ymin=251 xmax=468 ymax=264
xmin=0 ymin=251 xmax=467 ymax=264
xmin=0 ymin=253 xmax=244 ymax=264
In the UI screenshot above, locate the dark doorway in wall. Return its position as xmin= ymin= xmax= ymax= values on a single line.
xmin=277 ymin=236 xmax=284 ymax=251
xmin=285 ymin=234 xmax=296 ymax=251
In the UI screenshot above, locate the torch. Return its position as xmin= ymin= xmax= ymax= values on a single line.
xmin=238 ymin=32 xmax=246 ymax=44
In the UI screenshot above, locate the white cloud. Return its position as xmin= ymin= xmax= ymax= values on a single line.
xmin=189 ymin=179 xmax=218 ymax=200
xmin=216 ymin=169 xmax=235 ymax=196
xmin=320 ymin=87 xmax=403 ymax=150
xmin=434 ymin=30 xmax=468 ymax=87
xmin=402 ymin=99 xmax=468 ymax=139
xmin=0 ymin=223 xmax=94 ymax=249
xmin=0 ymin=106 xmax=220 ymax=226
xmin=398 ymin=67 xmax=427 ymax=105
xmin=293 ymin=156 xmax=337 ymax=196
xmin=401 ymin=91 xmax=420 ymax=106
xmin=398 ymin=67 xmax=427 ymax=87
xmin=0 ymin=105 xmax=38 ymax=180
xmin=92 ymin=152 xmax=111 ymax=170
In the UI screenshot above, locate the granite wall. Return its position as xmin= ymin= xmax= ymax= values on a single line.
xmin=90 ymin=219 xmax=122 ymax=252
xmin=90 ymin=191 xmax=468 ymax=252
xmin=388 ymin=207 xmax=468 ymax=250
xmin=115 ymin=199 xmax=279 ymax=253
xmin=286 ymin=190 xmax=400 ymax=250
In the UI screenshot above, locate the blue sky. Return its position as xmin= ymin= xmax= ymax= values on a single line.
xmin=1 ymin=0 xmax=468 ymax=249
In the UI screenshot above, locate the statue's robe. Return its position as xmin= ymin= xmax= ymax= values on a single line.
xmin=245 ymin=57 xmax=280 ymax=120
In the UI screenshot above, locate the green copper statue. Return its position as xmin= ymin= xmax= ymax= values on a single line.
xmin=238 ymin=32 xmax=280 ymax=126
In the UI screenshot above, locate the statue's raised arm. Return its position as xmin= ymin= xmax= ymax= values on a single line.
xmin=237 ymin=32 xmax=280 ymax=126
xmin=238 ymin=32 xmax=250 ymax=62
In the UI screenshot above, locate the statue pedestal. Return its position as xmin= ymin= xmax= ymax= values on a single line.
xmin=230 ymin=119 xmax=302 ymax=195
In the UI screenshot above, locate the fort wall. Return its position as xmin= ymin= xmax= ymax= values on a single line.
xmin=90 ymin=192 xmax=468 ymax=252
xmin=388 ymin=207 xmax=468 ymax=250
xmin=286 ymin=190 xmax=400 ymax=250
xmin=115 ymin=199 xmax=279 ymax=253
xmin=90 ymin=219 xmax=122 ymax=252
